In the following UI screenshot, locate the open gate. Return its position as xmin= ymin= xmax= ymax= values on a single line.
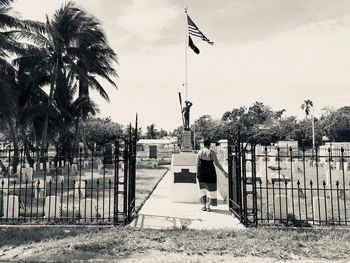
xmin=228 ymin=142 xmax=258 ymax=226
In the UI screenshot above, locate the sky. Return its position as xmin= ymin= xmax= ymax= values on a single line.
xmin=11 ymin=0 xmax=350 ymax=131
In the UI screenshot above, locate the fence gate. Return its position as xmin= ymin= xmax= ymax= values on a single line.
xmin=0 ymin=136 xmax=137 ymax=226
xmin=228 ymin=142 xmax=258 ymax=226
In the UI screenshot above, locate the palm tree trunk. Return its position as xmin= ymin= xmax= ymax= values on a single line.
xmin=82 ymin=120 xmax=88 ymax=158
xmin=74 ymin=115 xmax=80 ymax=156
xmin=31 ymin=119 xmax=40 ymax=165
xmin=6 ymin=117 xmax=19 ymax=174
xmin=40 ymin=65 xmax=57 ymax=159
xmin=21 ymin=125 xmax=34 ymax=167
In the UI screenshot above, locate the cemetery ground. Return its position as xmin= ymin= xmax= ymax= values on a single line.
xmin=0 ymin=226 xmax=350 ymax=262
xmin=0 ymin=165 xmax=350 ymax=262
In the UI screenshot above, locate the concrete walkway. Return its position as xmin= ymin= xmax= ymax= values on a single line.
xmin=131 ymin=170 xmax=244 ymax=230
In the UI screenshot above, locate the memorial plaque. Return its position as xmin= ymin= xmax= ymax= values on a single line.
xmin=174 ymin=169 xmax=196 ymax=183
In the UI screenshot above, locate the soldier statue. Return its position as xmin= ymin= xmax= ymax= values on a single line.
xmin=182 ymin=100 xmax=193 ymax=130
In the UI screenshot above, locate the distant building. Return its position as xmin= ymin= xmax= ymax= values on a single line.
xmin=137 ymin=137 xmax=179 ymax=159
xmin=322 ymin=142 xmax=350 ymax=156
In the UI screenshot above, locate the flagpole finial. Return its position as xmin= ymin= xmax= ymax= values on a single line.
xmin=184 ymin=7 xmax=187 ymax=13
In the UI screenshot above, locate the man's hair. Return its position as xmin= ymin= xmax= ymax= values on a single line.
xmin=204 ymin=139 xmax=211 ymax=147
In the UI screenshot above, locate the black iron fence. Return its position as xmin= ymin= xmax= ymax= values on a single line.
xmin=229 ymin=144 xmax=350 ymax=227
xmin=0 ymin=139 xmax=136 ymax=225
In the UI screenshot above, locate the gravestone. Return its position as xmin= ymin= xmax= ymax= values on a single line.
xmin=44 ymin=196 xmax=60 ymax=219
xmin=336 ymin=161 xmax=341 ymax=170
xmin=45 ymin=176 xmax=53 ymax=183
xmin=71 ymin=163 xmax=78 ymax=174
xmin=35 ymin=179 xmax=45 ymax=198
xmin=268 ymin=172 xmax=290 ymax=184
xmin=75 ymin=181 xmax=86 ymax=198
xmin=149 ymin=145 xmax=157 ymax=159
xmin=1 ymin=179 xmax=10 ymax=193
xmin=313 ymin=197 xmax=327 ymax=222
xmin=104 ymin=143 xmax=113 ymax=165
xmin=274 ymin=195 xmax=288 ymax=220
xmin=81 ymin=198 xmax=97 ymax=219
xmin=23 ymin=167 xmax=33 ymax=183
xmin=3 ymin=195 xmax=19 ymax=219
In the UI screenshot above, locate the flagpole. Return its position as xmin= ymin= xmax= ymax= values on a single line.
xmin=185 ymin=7 xmax=188 ymax=101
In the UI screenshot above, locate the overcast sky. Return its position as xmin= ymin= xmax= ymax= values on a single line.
xmin=12 ymin=0 xmax=350 ymax=131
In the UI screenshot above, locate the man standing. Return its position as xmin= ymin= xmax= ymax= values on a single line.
xmin=182 ymin=100 xmax=193 ymax=130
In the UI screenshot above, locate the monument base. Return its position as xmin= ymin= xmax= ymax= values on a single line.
xmin=181 ymin=130 xmax=192 ymax=152
xmin=171 ymin=152 xmax=199 ymax=203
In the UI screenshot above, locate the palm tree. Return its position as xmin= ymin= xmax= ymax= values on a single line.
xmin=0 ymin=0 xmax=37 ymax=172
xmin=301 ymin=99 xmax=315 ymax=152
xmin=51 ymin=70 xmax=99 ymax=157
xmin=301 ymin=99 xmax=313 ymax=118
xmin=69 ymin=11 xmax=118 ymax=154
xmin=13 ymin=2 xmax=117 ymax=158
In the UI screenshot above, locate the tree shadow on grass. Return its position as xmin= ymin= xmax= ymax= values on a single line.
xmin=0 ymin=227 xmax=106 ymax=247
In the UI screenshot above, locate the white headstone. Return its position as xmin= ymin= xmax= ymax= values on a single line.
xmin=23 ymin=167 xmax=33 ymax=182
xmin=343 ymin=162 xmax=348 ymax=171
xmin=1 ymin=179 xmax=10 ymax=193
xmin=336 ymin=161 xmax=341 ymax=170
xmin=45 ymin=175 xmax=53 ymax=183
xmin=81 ymin=198 xmax=97 ymax=219
xmin=274 ymin=195 xmax=288 ymax=220
xmin=3 ymin=195 xmax=19 ymax=219
xmin=258 ymin=157 xmax=266 ymax=177
xmin=75 ymin=181 xmax=86 ymax=198
xmin=46 ymin=162 xmax=50 ymax=173
xmin=71 ymin=163 xmax=78 ymax=173
xmin=34 ymin=179 xmax=45 ymax=198
xmin=313 ymin=197 xmax=327 ymax=222
xmin=44 ymin=196 xmax=60 ymax=219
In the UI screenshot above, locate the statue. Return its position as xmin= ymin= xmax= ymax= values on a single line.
xmin=182 ymin=100 xmax=193 ymax=130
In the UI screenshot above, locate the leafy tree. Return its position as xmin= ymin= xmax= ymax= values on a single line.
xmin=158 ymin=129 xmax=168 ymax=138
xmin=171 ymin=126 xmax=183 ymax=146
xmin=323 ymin=106 xmax=350 ymax=142
xmin=145 ymin=123 xmax=159 ymax=139
xmin=83 ymin=117 xmax=124 ymax=150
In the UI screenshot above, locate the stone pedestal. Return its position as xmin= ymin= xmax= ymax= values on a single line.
xmin=171 ymin=152 xmax=199 ymax=203
xmin=181 ymin=130 xmax=192 ymax=152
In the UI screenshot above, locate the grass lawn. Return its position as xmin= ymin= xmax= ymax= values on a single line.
xmin=0 ymin=226 xmax=349 ymax=262
xmin=135 ymin=166 xmax=169 ymax=210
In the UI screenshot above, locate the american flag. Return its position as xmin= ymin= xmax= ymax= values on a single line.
xmin=187 ymin=15 xmax=214 ymax=45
